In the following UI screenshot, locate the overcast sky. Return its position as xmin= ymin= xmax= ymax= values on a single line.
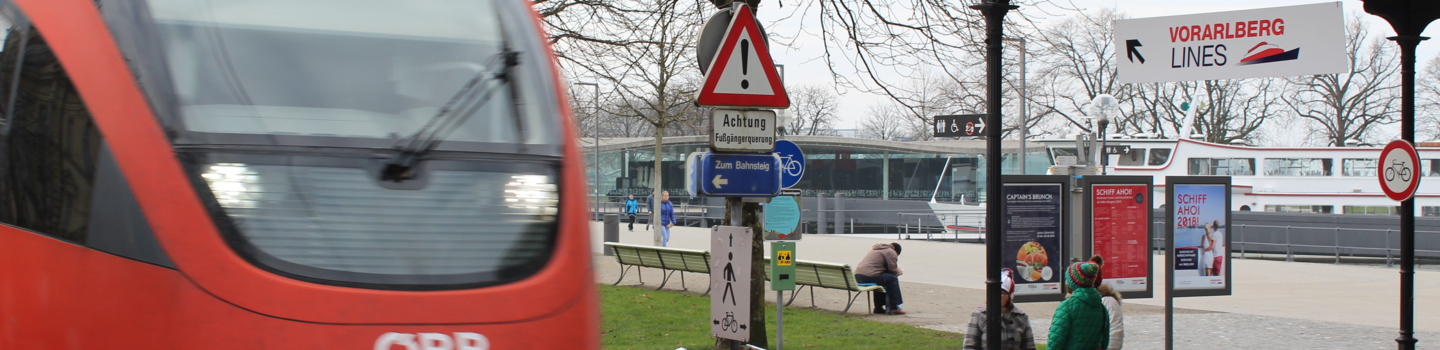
xmin=761 ymin=0 xmax=1440 ymax=134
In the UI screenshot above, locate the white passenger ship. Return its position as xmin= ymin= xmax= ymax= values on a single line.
xmin=1034 ymin=137 xmax=1440 ymax=215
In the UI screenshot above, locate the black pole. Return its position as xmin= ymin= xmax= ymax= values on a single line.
xmin=1098 ymin=120 xmax=1109 ymax=175
xmin=1394 ymin=34 xmax=1422 ymax=350
xmin=969 ymin=1 xmax=1014 ymax=350
xmin=1359 ymin=2 xmax=1438 ymax=349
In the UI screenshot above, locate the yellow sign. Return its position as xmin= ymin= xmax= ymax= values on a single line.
xmin=777 ymin=250 xmax=793 ymax=266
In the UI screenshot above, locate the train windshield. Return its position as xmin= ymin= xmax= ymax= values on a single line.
xmin=103 ymin=0 xmax=564 ymax=289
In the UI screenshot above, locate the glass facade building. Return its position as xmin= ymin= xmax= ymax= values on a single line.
xmin=584 ymin=135 xmax=1048 ymax=202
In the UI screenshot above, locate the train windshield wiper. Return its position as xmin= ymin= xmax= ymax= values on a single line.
xmin=381 ymin=49 xmax=520 ymax=182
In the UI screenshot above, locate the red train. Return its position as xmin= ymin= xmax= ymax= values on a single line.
xmin=0 ymin=0 xmax=597 ymax=348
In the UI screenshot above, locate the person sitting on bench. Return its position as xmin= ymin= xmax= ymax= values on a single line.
xmin=854 ymin=242 xmax=906 ymax=315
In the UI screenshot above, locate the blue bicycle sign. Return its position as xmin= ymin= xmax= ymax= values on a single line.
xmin=774 ymin=140 xmax=805 ymax=188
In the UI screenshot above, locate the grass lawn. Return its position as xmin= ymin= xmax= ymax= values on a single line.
xmin=600 ymin=284 xmax=966 ymax=349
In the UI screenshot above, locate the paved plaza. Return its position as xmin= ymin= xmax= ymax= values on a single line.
xmin=592 ymin=222 xmax=1440 ymax=349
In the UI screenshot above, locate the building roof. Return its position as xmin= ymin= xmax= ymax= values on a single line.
xmin=580 ymin=135 xmax=1046 ymax=154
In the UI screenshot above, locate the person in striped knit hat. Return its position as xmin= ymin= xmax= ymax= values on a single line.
xmin=1046 ymin=261 xmax=1109 ymax=350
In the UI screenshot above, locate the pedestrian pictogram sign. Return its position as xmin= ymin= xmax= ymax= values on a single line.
xmin=695 ymin=3 xmax=789 ymax=108
xmin=712 ymin=226 xmax=753 ymax=341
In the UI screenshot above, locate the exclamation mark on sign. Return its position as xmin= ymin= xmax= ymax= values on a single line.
xmin=740 ymin=39 xmax=750 ymax=89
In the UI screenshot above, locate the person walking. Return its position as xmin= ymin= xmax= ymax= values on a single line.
xmin=1047 ymin=261 xmax=1109 ymax=350
xmin=623 ymin=194 xmax=640 ymax=232
xmin=658 ymin=191 xmax=674 ymax=247
xmin=964 ymin=268 xmax=1037 ymax=350
xmin=1086 ymin=254 xmax=1123 ymax=349
xmin=854 ymin=243 xmax=906 ymax=315
xmin=1096 ymin=284 xmax=1124 ymax=350
xmin=644 ymin=191 xmax=655 ymax=230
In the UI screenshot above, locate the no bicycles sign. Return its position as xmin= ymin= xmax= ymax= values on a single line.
xmin=1379 ymin=140 xmax=1421 ymax=201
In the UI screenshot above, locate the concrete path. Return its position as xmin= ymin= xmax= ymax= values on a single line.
xmin=592 ymin=222 xmax=1440 ymax=347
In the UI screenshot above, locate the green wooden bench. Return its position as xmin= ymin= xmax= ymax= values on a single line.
xmin=765 ymin=258 xmax=885 ymax=314
xmin=605 ymin=242 xmax=712 ymax=294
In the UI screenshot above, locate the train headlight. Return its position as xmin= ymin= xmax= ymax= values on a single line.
xmin=504 ymin=175 xmax=557 ymax=216
xmin=201 ymin=163 xmax=261 ymax=209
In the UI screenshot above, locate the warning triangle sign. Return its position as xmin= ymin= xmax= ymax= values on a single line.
xmin=696 ymin=3 xmax=789 ymax=108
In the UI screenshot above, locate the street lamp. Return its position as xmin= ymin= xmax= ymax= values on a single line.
xmin=1359 ymin=2 xmax=1440 ymax=349
xmin=1091 ymin=94 xmax=1119 ymax=175
xmin=575 ymin=81 xmax=600 ymax=220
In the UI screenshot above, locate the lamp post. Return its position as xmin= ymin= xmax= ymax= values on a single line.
xmin=576 ymin=81 xmax=600 ymax=220
xmin=1091 ymin=94 xmax=1118 ymax=175
xmin=1360 ymin=2 xmax=1440 ymax=349
xmin=968 ymin=1 xmax=1016 ymax=350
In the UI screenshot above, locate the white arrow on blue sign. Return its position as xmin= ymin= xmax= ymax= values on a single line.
xmin=696 ymin=152 xmax=782 ymax=197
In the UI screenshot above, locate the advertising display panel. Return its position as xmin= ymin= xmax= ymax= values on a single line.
xmin=1083 ymin=176 xmax=1154 ymax=299
xmin=1166 ymin=176 xmax=1233 ymax=297
xmin=1001 ymin=176 xmax=1069 ymax=303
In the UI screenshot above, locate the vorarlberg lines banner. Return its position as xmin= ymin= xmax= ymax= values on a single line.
xmin=1114 ymin=2 xmax=1347 ymax=83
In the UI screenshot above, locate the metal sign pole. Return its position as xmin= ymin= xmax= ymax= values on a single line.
xmin=775 ymin=290 xmax=783 ymax=350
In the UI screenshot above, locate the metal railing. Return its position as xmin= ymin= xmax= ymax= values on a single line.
xmin=895 ymin=211 xmax=987 ymax=242
xmin=1150 ymin=221 xmax=1440 ymax=267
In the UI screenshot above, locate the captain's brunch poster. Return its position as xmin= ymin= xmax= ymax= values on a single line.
xmin=1171 ymin=184 xmax=1227 ymax=290
xmin=1003 ymin=183 xmax=1063 ymax=297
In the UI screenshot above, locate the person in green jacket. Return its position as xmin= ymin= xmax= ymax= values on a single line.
xmin=1046 ymin=261 xmax=1109 ymax=350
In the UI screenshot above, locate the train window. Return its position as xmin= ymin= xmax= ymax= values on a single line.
xmin=141 ymin=0 xmax=560 ymax=148
xmin=0 ymin=25 xmax=102 ymax=242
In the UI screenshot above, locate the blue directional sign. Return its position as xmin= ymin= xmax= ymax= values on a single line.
xmin=696 ymin=152 xmax=782 ymax=197
xmin=774 ymin=140 xmax=805 ymax=188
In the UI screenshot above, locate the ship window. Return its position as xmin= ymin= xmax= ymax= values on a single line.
xmin=1341 ymin=158 xmax=1378 ymax=177
xmin=1188 ymin=158 xmax=1255 ymax=176
xmin=1116 ymin=148 xmax=1146 ymax=166
xmin=1423 ymin=207 xmax=1440 ymax=217
xmin=1343 ymin=206 xmax=1398 ymax=215
xmin=1148 ymin=148 xmax=1171 ymax=166
xmin=1422 ymin=159 xmax=1440 ymax=177
xmin=1263 ymin=158 xmax=1332 ymax=176
xmin=1050 ymin=147 xmax=1077 ymax=162
xmin=1265 ymin=205 xmax=1333 ymax=214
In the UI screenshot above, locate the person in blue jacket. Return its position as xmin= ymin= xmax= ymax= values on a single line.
xmin=659 ymin=191 xmax=675 ymax=247
xmin=624 ymin=194 xmax=640 ymax=231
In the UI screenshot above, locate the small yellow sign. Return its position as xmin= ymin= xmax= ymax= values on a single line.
xmin=777 ymin=250 xmax=793 ymax=266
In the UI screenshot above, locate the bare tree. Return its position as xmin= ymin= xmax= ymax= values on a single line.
xmin=563 ymin=0 xmax=704 ymax=248
xmin=857 ymin=104 xmax=909 ymax=140
xmin=1030 ymin=8 xmax=1131 ymax=134
xmin=1417 ymin=56 xmax=1440 ymax=140
xmin=785 ymin=85 xmax=840 ymax=135
xmin=1281 ymin=16 xmax=1399 ymax=147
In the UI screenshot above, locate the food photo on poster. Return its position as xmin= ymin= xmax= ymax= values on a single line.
xmin=1002 ymin=183 xmax=1064 ymax=297
xmin=1172 ymin=184 xmax=1228 ymax=290
xmin=1092 ymin=184 xmax=1150 ymax=294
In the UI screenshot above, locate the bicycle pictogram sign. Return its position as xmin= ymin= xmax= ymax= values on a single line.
xmin=1379 ymin=140 xmax=1421 ymax=201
